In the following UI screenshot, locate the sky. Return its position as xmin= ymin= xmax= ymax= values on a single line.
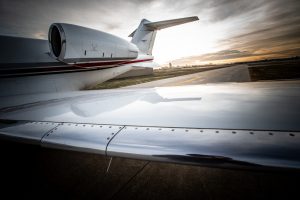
xmin=0 ymin=0 xmax=300 ymax=65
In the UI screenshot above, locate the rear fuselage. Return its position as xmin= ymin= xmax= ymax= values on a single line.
xmin=0 ymin=29 xmax=152 ymax=96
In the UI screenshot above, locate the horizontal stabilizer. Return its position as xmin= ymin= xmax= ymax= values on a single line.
xmin=144 ymin=16 xmax=199 ymax=30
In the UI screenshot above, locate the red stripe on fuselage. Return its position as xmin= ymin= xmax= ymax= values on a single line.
xmin=0 ymin=58 xmax=154 ymax=78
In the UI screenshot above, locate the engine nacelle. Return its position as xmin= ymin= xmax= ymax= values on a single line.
xmin=48 ymin=23 xmax=138 ymax=63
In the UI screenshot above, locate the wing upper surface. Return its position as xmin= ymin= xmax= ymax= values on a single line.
xmin=1 ymin=81 xmax=300 ymax=131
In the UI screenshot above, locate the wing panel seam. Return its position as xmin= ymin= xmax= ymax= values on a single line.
xmin=40 ymin=123 xmax=63 ymax=144
xmin=105 ymin=125 xmax=126 ymax=156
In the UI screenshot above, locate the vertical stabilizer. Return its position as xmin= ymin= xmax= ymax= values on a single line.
xmin=129 ymin=16 xmax=199 ymax=55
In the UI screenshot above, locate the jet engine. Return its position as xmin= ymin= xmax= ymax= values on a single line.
xmin=48 ymin=23 xmax=138 ymax=63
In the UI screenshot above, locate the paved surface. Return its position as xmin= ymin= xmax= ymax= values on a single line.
xmin=124 ymin=65 xmax=251 ymax=88
xmin=1 ymin=140 xmax=298 ymax=199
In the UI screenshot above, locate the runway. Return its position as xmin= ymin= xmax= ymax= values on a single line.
xmin=124 ymin=64 xmax=251 ymax=88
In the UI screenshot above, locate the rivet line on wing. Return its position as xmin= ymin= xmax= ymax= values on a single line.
xmin=105 ymin=125 xmax=125 ymax=156
xmin=40 ymin=122 xmax=63 ymax=143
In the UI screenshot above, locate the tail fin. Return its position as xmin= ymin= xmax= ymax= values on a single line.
xmin=129 ymin=16 xmax=199 ymax=55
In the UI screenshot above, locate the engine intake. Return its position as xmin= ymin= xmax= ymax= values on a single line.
xmin=49 ymin=25 xmax=62 ymax=57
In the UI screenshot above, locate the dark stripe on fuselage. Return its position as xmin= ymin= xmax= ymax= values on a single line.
xmin=0 ymin=62 xmax=66 ymax=70
xmin=0 ymin=58 xmax=153 ymax=78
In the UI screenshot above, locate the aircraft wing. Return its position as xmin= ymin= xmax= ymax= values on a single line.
xmin=0 ymin=81 xmax=300 ymax=170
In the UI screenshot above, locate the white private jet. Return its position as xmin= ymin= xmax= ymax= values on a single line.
xmin=0 ymin=16 xmax=299 ymax=172
xmin=0 ymin=16 xmax=198 ymax=95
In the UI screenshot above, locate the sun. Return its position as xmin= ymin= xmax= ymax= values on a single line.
xmin=152 ymin=21 xmax=224 ymax=65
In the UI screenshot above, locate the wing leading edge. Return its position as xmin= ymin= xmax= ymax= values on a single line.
xmin=0 ymin=120 xmax=299 ymax=170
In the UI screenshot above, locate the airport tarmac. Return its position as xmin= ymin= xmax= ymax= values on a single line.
xmin=1 ymin=140 xmax=298 ymax=199
xmin=124 ymin=64 xmax=251 ymax=88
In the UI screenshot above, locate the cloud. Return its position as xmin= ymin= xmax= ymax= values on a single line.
xmin=170 ymin=50 xmax=253 ymax=65
xmin=206 ymin=0 xmax=264 ymax=22
xmin=196 ymin=50 xmax=252 ymax=61
xmin=0 ymin=0 xmax=155 ymax=38
xmin=170 ymin=47 xmax=300 ymax=66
